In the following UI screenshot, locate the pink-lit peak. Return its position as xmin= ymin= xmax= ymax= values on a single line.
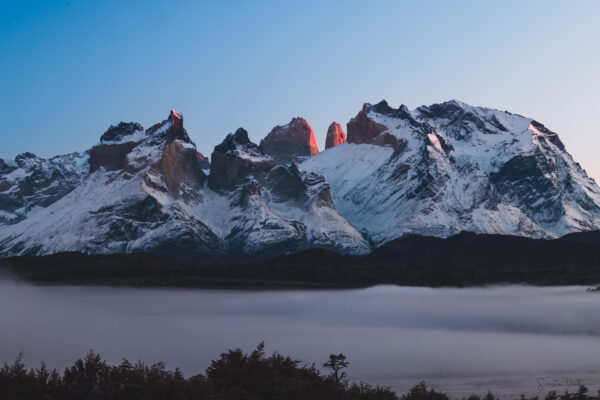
xmin=170 ymin=109 xmax=182 ymax=120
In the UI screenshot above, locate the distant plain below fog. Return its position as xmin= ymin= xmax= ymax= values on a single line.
xmin=1 ymin=280 xmax=600 ymax=399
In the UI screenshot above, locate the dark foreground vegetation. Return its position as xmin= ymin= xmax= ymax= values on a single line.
xmin=2 ymin=231 xmax=600 ymax=288
xmin=0 ymin=344 xmax=396 ymax=400
xmin=2 ymin=344 xmax=599 ymax=400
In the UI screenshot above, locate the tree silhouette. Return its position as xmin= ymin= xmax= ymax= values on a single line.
xmin=323 ymin=353 xmax=348 ymax=386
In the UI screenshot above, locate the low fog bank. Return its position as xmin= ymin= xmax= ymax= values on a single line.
xmin=1 ymin=280 xmax=599 ymax=395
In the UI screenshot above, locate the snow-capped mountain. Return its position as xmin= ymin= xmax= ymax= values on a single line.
xmin=0 ymin=111 xmax=228 ymax=259
xmin=202 ymin=128 xmax=368 ymax=258
xmin=0 ymin=110 xmax=368 ymax=258
xmin=302 ymin=100 xmax=600 ymax=244
xmin=1 ymin=100 xmax=599 ymax=260
xmin=0 ymin=151 xmax=88 ymax=226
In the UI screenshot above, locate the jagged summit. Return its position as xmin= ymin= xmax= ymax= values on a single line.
xmin=215 ymin=128 xmax=254 ymax=152
xmin=2 ymin=100 xmax=600 ymax=260
xmin=203 ymin=127 xmax=369 ymax=256
xmin=167 ymin=109 xmax=184 ymax=137
xmin=303 ymin=99 xmax=600 ymax=243
xmin=209 ymin=128 xmax=275 ymax=192
xmin=15 ymin=152 xmax=38 ymax=161
xmin=144 ymin=109 xmax=191 ymax=144
xmin=260 ymin=117 xmax=319 ymax=164
xmin=170 ymin=109 xmax=182 ymax=119
xmin=100 ymin=122 xmax=145 ymax=144
xmin=1 ymin=108 xmax=225 ymax=258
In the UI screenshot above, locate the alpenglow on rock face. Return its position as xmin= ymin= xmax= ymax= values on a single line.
xmin=302 ymin=100 xmax=600 ymax=244
xmin=260 ymin=117 xmax=319 ymax=164
xmin=325 ymin=122 xmax=346 ymax=149
xmin=1 ymin=100 xmax=600 ymax=260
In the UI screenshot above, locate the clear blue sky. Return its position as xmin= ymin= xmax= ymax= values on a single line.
xmin=1 ymin=1 xmax=599 ymax=178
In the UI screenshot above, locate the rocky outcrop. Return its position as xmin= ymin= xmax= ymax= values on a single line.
xmin=100 ymin=122 xmax=144 ymax=144
xmin=134 ymin=110 xmax=208 ymax=200
xmin=197 ymin=152 xmax=210 ymax=169
xmin=347 ymin=101 xmax=410 ymax=148
xmin=260 ymin=117 xmax=319 ymax=164
xmin=15 ymin=152 xmax=38 ymax=163
xmin=146 ymin=109 xmax=191 ymax=144
xmin=89 ymin=142 xmax=139 ymax=173
xmin=137 ymin=109 xmax=207 ymax=200
xmin=529 ymin=120 xmax=566 ymax=151
xmin=208 ymin=128 xmax=274 ymax=191
xmin=158 ymin=141 xmax=206 ymax=200
xmin=90 ymin=121 xmax=148 ymax=173
xmin=90 ymin=110 xmax=196 ymax=175
xmin=266 ymin=163 xmax=335 ymax=209
xmin=325 ymin=122 xmax=346 ymax=149
xmin=347 ymin=103 xmax=388 ymax=145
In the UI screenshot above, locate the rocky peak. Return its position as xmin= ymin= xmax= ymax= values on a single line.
xmin=164 ymin=109 xmax=190 ymax=143
xmin=347 ymin=101 xmax=398 ymax=148
xmin=417 ymin=100 xmax=466 ymax=119
xmin=415 ymin=100 xmax=514 ymax=140
xmin=215 ymin=128 xmax=253 ymax=153
xmin=15 ymin=152 xmax=37 ymax=160
xmin=15 ymin=152 xmax=38 ymax=167
xmin=364 ymin=100 xmax=412 ymax=119
xmin=146 ymin=109 xmax=191 ymax=144
xmin=348 ymin=100 xmax=435 ymax=150
xmin=100 ymin=122 xmax=144 ymax=144
xmin=325 ymin=122 xmax=346 ymax=149
xmin=208 ymin=128 xmax=275 ymax=192
xmin=89 ymin=109 xmax=196 ymax=174
xmin=91 ymin=120 xmax=147 ymax=173
xmin=136 ymin=109 xmax=207 ymax=200
xmin=168 ymin=109 xmax=184 ymax=134
xmin=260 ymin=117 xmax=319 ymax=164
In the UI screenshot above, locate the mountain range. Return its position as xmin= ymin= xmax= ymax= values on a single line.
xmin=1 ymin=100 xmax=600 ymax=259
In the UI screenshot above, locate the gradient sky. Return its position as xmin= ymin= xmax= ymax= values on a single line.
xmin=1 ymin=1 xmax=599 ymax=178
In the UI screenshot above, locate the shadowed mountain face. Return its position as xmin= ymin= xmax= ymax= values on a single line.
xmin=1 ymin=100 xmax=600 ymax=260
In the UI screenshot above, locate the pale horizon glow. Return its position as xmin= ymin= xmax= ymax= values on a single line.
xmin=1 ymin=1 xmax=599 ymax=179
